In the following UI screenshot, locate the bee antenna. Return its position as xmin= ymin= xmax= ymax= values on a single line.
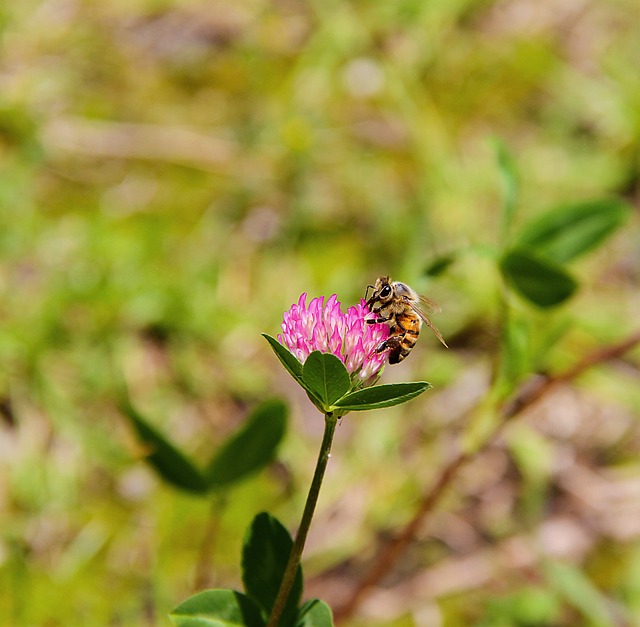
xmin=364 ymin=284 xmax=375 ymax=299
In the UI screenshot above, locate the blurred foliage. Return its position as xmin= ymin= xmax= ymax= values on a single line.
xmin=1 ymin=0 xmax=640 ymax=625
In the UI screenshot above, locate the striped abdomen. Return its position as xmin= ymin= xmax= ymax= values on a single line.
xmin=388 ymin=311 xmax=421 ymax=364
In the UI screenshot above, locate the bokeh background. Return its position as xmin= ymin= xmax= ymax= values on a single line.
xmin=1 ymin=0 xmax=640 ymax=625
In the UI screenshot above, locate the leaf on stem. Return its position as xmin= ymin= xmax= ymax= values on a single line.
xmin=169 ymin=589 xmax=265 ymax=627
xmin=302 ymin=352 xmax=350 ymax=409
xmin=499 ymin=249 xmax=578 ymax=308
xmin=242 ymin=513 xmax=302 ymax=627
xmin=516 ymin=198 xmax=630 ymax=264
xmin=206 ymin=400 xmax=287 ymax=490
xmin=120 ymin=398 xmax=208 ymax=495
xmin=295 ymin=600 xmax=334 ymax=627
xmin=334 ymin=382 xmax=432 ymax=411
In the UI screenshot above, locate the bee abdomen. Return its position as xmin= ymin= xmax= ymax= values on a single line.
xmin=392 ymin=313 xmax=420 ymax=363
xmin=390 ymin=341 xmax=414 ymax=364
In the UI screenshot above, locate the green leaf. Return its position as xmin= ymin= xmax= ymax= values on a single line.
xmin=334 ymin=382 xmax=432 ymax=411
xmin=544 ymin=560 xmax=616 ymax=627
xmin=494 ymin=138 xmax=519 ymax=243
xmin=461 ymin=400 xmax=501 ymax=454
xmin=517 ymin=198 xmax=630 ymax=264
xmin=170 ymin=589 xmax=265 ymax=627
xmin=207 ymin=400 xmax=287 ymax=490
xmin=424 ymin=253 xmax=456 ymax=277
xmin=480 ymin=586 xmax=560 ymax=625
xmin=302 ymin=351 xmax=350 ymax=409
xmin=507 ymin=423 xmax=552 ymax=486
xmin=242 ymin=513 xmax=302 ymax=626
xmin=496 ymin=313 xmax=530 ymax=392
xmin=296 ymin=600 xmax=334 ymax=627
xmin=120 ymin=398 xmax=208 ymax=495
xmin=500 ymin=249 xmax=578 ymax=308
xmin=262 ymin=334 xmax=305 ymax=385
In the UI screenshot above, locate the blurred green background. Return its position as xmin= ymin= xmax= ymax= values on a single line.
xmin=1 ymin=0 xmax=640 ymax=625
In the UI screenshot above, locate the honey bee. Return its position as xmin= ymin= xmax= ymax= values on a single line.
xmin=365 ymin=276 xmax=447 ymax=364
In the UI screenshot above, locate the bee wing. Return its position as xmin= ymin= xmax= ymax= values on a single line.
xmin=418 ymin=294 xmax=442 ymax=314
xmin=405 ymin=298 xmax=448 ymax=348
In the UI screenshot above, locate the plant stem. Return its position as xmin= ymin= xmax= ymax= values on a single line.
xmin=266 ymin=412 xmax=338 ymax=627
xmin=194 ymin=493 xmax=226 ymax=591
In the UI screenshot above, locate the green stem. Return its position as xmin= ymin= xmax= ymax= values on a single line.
xmin=193 ymin=493 xmax=226 ymax=591
xmin=266 ymin=412 xmax=338 ymax=627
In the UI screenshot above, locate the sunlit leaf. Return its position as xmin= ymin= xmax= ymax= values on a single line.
xmin=302 ymin=351 xmax=350 ymax=409
xmin=500 ymin=249 xmax=578 ymax=308
xmin=461 ymin=400 xmax=501 ymax=455
xmin=517 ymin=198 xmax=630 ymax=263
xmin=206 ymin=400 xmax=287 ymax=490
xmin=170 ymin=589 xmax=265 ymax=627
xmin=242 ymin=513 xmax=302 ymax=626
xmin=507 ymin=423 xmax=553 ymax=521
xmin=121 ymin=398 xmax=208 ymax=494
xmin=481 ymin=586 xmax=560 ymax=625
xmin=494 ymin=138 xmax=519 ymax=243
xmin=295 ymin=600 xmax=333 ymax=627
xmin=544 ymin=560 xmax=616 ymax=626
xmin=334 ymin=382 xmax=432 ymax=411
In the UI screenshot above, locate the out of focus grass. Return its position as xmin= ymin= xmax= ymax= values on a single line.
xmin=1 ymin=0 xmax=640 ymax=625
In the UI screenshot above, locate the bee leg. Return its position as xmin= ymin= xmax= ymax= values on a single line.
xmin=366 ymin=307 xmax=393 ymax=324
xmin=366 ymin=316 xmax=391 ymax=325
xmin=373 ymin=339 xmax=387 ymax=353
xmin=374 ymin=335 xmax=402 ymax=354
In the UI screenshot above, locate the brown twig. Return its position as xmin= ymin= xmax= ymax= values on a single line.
xmin=333 ymin=329 xmax=640 ymax=623
xmin=502 ymin=329 xmax=640 ymax=420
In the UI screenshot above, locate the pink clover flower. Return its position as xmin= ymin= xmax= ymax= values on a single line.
xmin=278 ymin=293 xmax=390 ymax=383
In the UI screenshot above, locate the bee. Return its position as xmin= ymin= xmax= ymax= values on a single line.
xmin=365 ymin=276 xmax=447 ymax=364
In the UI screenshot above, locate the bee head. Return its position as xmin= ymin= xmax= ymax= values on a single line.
xmin=366 ymin=275 xmax=393 ymax=307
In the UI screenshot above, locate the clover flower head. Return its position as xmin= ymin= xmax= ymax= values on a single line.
xmin=278 ymin=293 xmax=390 ymax=383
